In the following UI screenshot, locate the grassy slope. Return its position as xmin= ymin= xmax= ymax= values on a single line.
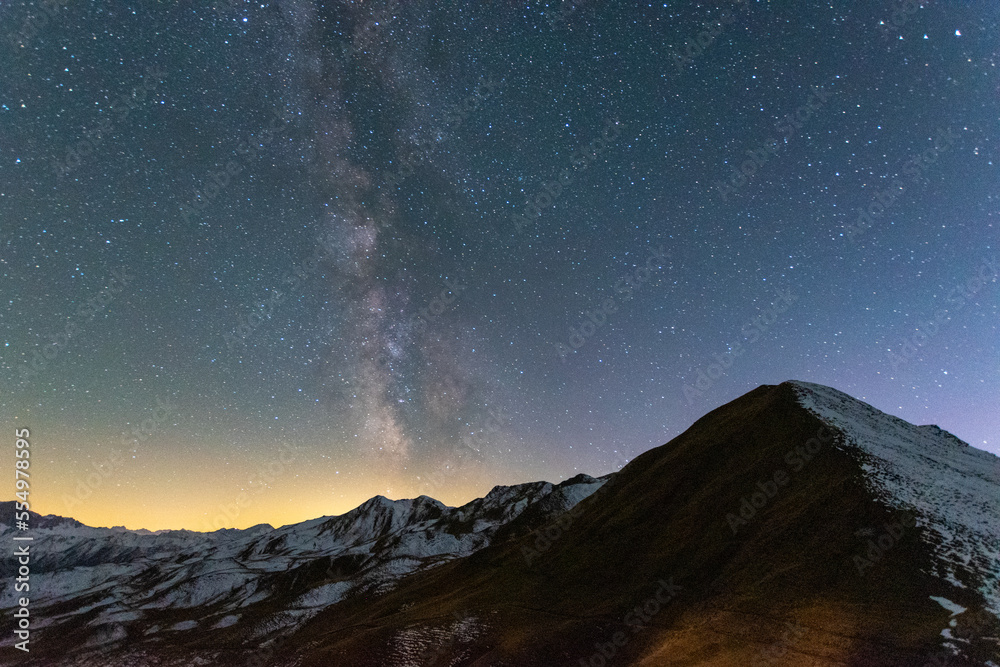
xmin=282 ymin=382 xmax=996 ymax=666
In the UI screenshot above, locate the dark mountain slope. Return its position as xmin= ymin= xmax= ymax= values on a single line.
xmin=280 ymin=381 xmax=998 ymax=666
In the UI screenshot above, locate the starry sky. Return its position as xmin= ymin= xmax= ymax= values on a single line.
xmin=1 ymin=0 xmax=997 ymax=531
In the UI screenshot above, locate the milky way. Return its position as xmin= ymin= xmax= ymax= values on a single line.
xmin=1 ymin=0 xmax=996 ymax=530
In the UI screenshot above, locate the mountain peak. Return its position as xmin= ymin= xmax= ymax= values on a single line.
xmin=787 ymin=378 xmax=1000 ymax=618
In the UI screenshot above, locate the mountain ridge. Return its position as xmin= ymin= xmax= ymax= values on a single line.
xmin=2 ymin=380 xmax=998 ymax=666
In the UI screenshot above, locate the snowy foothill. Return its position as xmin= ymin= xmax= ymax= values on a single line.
xmin=0 ymin=474 xmax=606 ymax=648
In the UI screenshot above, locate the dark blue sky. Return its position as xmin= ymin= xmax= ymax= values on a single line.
xmin=1 ymin=0 xmax=996 ymax=529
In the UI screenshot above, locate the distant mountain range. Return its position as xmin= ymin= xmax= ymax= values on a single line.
xmin=2 ymin=381 xmax=998 ymax=666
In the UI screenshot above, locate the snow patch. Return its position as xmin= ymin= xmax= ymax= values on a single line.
xmin=385 ymin=613 xmax=487 ymax=667
xmin=212 ymin=614 xmax=240 ymax=628
xmin=930 ymin=596 xmax=968 ymax=617
xmin=292 ymin=581 xmax=352 ymax=608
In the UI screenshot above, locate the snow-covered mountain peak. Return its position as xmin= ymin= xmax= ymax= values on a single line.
xmin=787 ymin=380 xmax=1000 ymax=618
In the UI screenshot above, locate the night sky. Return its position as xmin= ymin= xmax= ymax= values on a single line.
xmin=1 ymin=0 xmax=997 ymax=531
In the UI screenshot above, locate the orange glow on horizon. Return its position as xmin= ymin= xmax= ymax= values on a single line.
xmin=7 ymin=433 xmax=531 ymax=531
